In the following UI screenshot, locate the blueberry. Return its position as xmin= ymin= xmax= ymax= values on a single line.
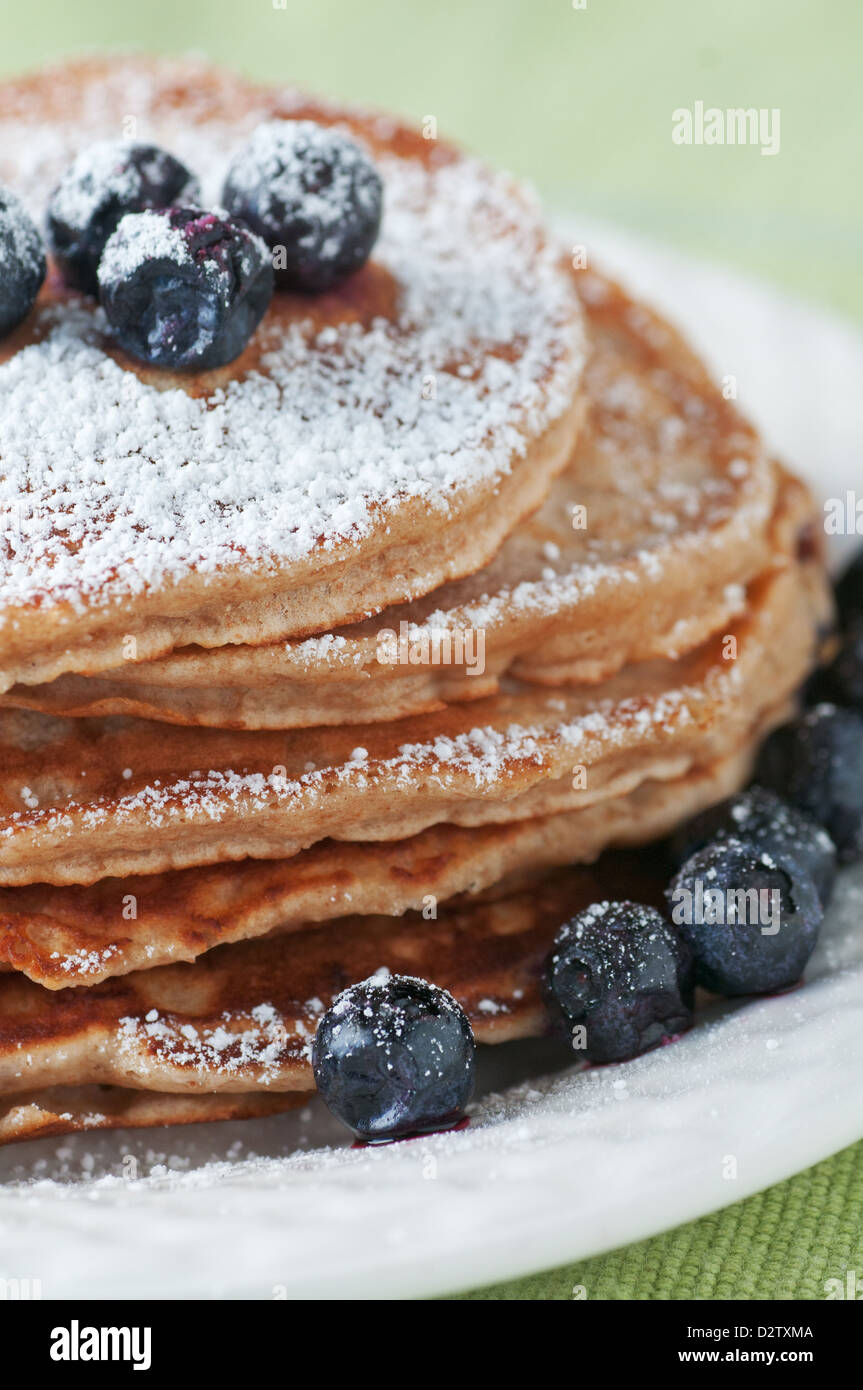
xmin=46 ymin=141 xmax=200 ymax=296
xmin=311 ymin=972 xmax=475 ymax=1141
xmin=0 ymin=186 xmax=46 ymax=336
xmin=836 ymin=547 xmax=863 ymax=630
xmin=670 ymin=785 xmax=837 ymax=907
xmin=755 ymin=704 xmax=863 ymax=864
xmin=546 ymin=902 xmax=693 ymax=1063
xmin=98 ymin=207 xmax=274 ymax=372
xmin=222 ymin=120 xmax=383 ymax=292
xmin=667 ymin=838 xmax=823 ymax=995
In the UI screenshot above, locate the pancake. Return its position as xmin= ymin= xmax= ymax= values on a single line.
xmin=0 ymin=55 xmax=586 ymax=693
xmin=0 ymin=268 xmax=779 ymax=727
xmin=0 ymin=1085 xmax=303 ymax=1146
xmin=0 ymin=541 xmax=830 ymax=887
xmin=0 ymin=57 xmax=835 ymax=1153
xmin=0 ymin=737 xmax=772 ymax=989
xmin=0 ymin=852 xmax=665 ymax=1116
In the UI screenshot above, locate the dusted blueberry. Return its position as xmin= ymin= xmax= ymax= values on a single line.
xmin=46 ymin=141 xmax=200 ymax=295
xmin=0 ymin=186 xmax=46 ymax=336
xmin=311 ymin=972 xmax=475 ymax=1141
xmin=546 ymin=902 xmax=693 ymax=1063
xmin=836 ymin=547 xmax=863 ymax=630
xmin=222 ymin=120 xmax=383 ymax=292
xmin=667 ymin=837 xmax=823 ymax=995
xmin=670 ymin=785 xmax=837 ymax=907
xmin=98 ymin=207 xmax=274 ymax=371
xmin=755 ymin=704 xmax=863 ymax=864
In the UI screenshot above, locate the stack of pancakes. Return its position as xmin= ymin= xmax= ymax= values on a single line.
xmin=0 ymin=58 xmax=830 ymax=1145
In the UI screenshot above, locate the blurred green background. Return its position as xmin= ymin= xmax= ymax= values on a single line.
xmin=0 ymin=0 xmax=859 ymax=321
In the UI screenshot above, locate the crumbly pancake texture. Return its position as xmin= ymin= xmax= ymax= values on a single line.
xmin=0 ymin=854 xmax=664 ymax=1112
xmin=0 ymin=56 xmax=586 ymax=691
xmin=0 ymin=545 xmax=829 ymax=887
xmin=0 ymin=269 xmax=782 ymax=728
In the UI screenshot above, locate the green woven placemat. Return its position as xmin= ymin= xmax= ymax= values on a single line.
xmin=449 ymin=1138 xmax=863 ymax=1299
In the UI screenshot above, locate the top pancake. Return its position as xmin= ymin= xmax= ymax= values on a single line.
xmin=0 ymin=268 xmax=780 ymax=727
xmin=0 ymin=56 xmax=586 ymax=691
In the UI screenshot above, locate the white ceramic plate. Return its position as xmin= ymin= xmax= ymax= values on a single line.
xmin=2 ymin=227 xmax=862 ymax=1301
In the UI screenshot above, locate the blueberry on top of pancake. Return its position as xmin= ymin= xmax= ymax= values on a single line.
xmin=0 ymin=185 xmax=46 ymax=336
xmin=46 ymin=140 xmax=200 ymax=295
xmin=223 ymin=120 xmax=383 ymax=292
xmin=98 ymin=206 xmax=274 ymax=370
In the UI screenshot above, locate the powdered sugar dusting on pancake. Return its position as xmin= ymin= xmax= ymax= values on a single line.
xmin=0 ymin=64 xmax=586 ymax=622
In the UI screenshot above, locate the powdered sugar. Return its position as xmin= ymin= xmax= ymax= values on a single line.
xmin=97 ymin=209 xmax=191 ymax=286
xmin=116 ymin=1001 xmax=307 ymax=1081
xmin=50 ymin=943 xmax=120 ymax=976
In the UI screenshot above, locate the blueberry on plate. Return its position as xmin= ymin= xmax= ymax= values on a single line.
xmin=0 ymin=186 xmax=46 ymax=336
xmin=222 ymin=120 xmax=383 ymax=293
xmin=311 ymin=972 xmax=475 ymax=1141
xmin=667 ymin=837 xmax=823 ymax=995
xmin=98 ymin=206 xmax=274 ymax=372
xmin=46 ymin=141 xmax=200 ymax=296
xmin=669 ymin=784 xmax=837 ymax=907
xmin=546 ymin=902 xmax=693 ymax=1063
xmin=755 ymin=703 xmax=863 ymax=864
xmin=835 ymin=546 xmax=863 ymax=630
